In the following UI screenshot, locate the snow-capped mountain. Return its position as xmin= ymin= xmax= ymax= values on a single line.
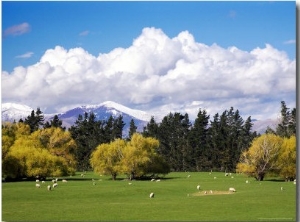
xmin=2 ymin=103 xmax=34 ymax=123
xmin=56 ymin=101 xmax=154 ymax=136
xmin=1 ymin=101 xmax=154 ymax=137
xmin=2 ymin=101 xmax=277 ymax=135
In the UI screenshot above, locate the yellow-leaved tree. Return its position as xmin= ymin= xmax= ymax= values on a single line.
xmin=90 ymin=133 xmax=170 ymax=180
xmin=90 ymin=139 xmax=126 ymax=180
xmin=2 ymin=124 xmax=77 ymax=180
xmin=277 ymin=135 xmax=296 ymax=181
xmin=236 ymin=134 xmax=283 ymax=181
xmin=121 ymin=133 xmax=159 ymax=180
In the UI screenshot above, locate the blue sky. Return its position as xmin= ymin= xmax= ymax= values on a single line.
xmin=1 ymin=1 xmax=296 ymax=121
xmin=2 ymin=1 xmax=295 ymax=72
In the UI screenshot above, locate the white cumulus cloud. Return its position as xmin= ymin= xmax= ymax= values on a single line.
xmin=2 ymin=27 xmax=295 ymax=120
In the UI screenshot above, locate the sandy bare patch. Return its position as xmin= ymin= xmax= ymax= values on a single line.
xmin=191 ymin=190 xmax=235 ymax=196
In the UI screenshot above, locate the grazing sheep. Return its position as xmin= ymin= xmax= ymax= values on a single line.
xmin=214 ymin=177 xmax=217 ymax=179
xmin=246 ymin=180 xmax=249 ymax=183
xmin=42 ymin=181 xmax=45 ymax=183
xmin=36 ymin=184 xmax=41 ymax=188
xmin=225 ymin=173 xmax=228 ymax=176
xmin=53 ymin=183 xmax=58 ymax=188
xmin=197 ymin=185 xmax=201 ymax=190
xmin=281 ymin=187 xmax=283 ymax=191
xmin=128 ymin=182 xmax=132 ymax=185
xmin=156 ymin=179 xmax=161 ymax=182
xmin=229 ymin=187 xmax=236 ymax=192
xmin=36 ymin=179 xmax=40 ymax=183
xmin=62 ymin=179 xmax=67 ymax=183
xmin=151 ymin=179 xmax=156 ymax=182
xmin=47 ymin=185 xmax=52 ymax=191
xmin=149 ymin=192 xmax=154 ymax=198
xmin=52 ymin=179 xmax=56 ymax=183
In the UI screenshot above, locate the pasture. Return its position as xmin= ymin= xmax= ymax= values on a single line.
xmin=2 ymin=172 xmax=296 ymax=221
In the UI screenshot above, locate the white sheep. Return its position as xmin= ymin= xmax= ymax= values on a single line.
xmin=187 ymin=175 xmax=191 ymax=178
xmin=151 ymin=179 xmax=156 ymax=182
xmin=280 ymin=187 xmax=283 ymax=191
xmin=42 ymin=181 xmax=45 ymax=183
xmin=294 ymin=179 xmax=296 ymax=185
xmin=53 ymin=183 xmax=58 ymax=188
xmin=225 ymin=173 xmax=228 ymax=176
xmin=36 ymin=179 xmax=40 ymax=183
xmin=156 ymin=179 xmax=161 ymax=182
xmin=197 ymin=185 xmax=201 ymax=190
xmin=47 ymin=185 xmax=52 ymax=191
xmin=210 ymin=190 xmax=213 ymax=194
xmin=36 ymin=184 xmax=41 ymax=188
xmin=246 ymin=180 xmax=249 ymax=183
xmin=214 ymin=177 xmax=217 ymax=179
xmin=229 ymin=187 xmax=236 ymax=192
xmin=128 ymin=182 xmax=132 ymax=185
xmin=149 ymin=192 xmax=154 ymax=198
xmin=52 ymin=179 xmax=56 ymax=183
xmin=62 ymin=179 xmax=67 ymax=183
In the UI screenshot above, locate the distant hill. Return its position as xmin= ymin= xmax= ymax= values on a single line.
xmin=2 ymin=101 xmax=278 ymax=136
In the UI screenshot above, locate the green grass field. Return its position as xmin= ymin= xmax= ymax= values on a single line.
xmin=2 ymin=172 xmax=296 ymax=221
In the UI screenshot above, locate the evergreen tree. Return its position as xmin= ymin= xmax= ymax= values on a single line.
xmin=142 ymin=116 xmax=159 ymax=138
xmin=188 ymin=109 xmax=210 ymax=171
xmin=44 ymin=115 xmax=66 ymax=130
xmin=69 ymin=112 xmax=105 ymax=171
xmin=104 ymin=115 xmax=114 ymax=142
xmin=112 ymin=115 xmax=125 ymax=139
xmin=128 ymin=119 xmax=137 ymax=140
xmin=24 ymin=108 xmax=45 ymax=133
xmin=157 ymin=112 xmax=191 ymax=171
xmin=276 ymin=101 xmax=296 ymax=138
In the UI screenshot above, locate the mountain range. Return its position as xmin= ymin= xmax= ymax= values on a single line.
xmin=1 ymin=101 xmax=278 ymax=136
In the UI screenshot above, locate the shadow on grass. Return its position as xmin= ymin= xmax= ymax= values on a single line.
xmin=264 ymin=179 xmax=286 ymax=182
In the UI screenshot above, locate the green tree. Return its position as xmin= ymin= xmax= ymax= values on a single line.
xmin=128 ymin=119 xmax=137 ymax=140
xmin=156 ymin=112 xmax=191 ymax=171
xmin=24 ymin=108 xmax=45 ymax=133
xmin=276 ymin=101 xmax=296 ymax=138
xmin=69 ymin=112 xmax=105 ymax=171
xmin=142 ymin=116 xmax=159 ymax=138
xmin=188 ymin=109 xmax=210 ymax=171
xmin=44 ymin=115 xmax=66 ymax=130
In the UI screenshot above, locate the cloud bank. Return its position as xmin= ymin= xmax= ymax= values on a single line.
xmin=2 ymin=27 xmax=295 ymax=120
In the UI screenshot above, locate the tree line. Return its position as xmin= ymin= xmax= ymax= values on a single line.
xmin=2 ymin=101 xmax=296 ymax=181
